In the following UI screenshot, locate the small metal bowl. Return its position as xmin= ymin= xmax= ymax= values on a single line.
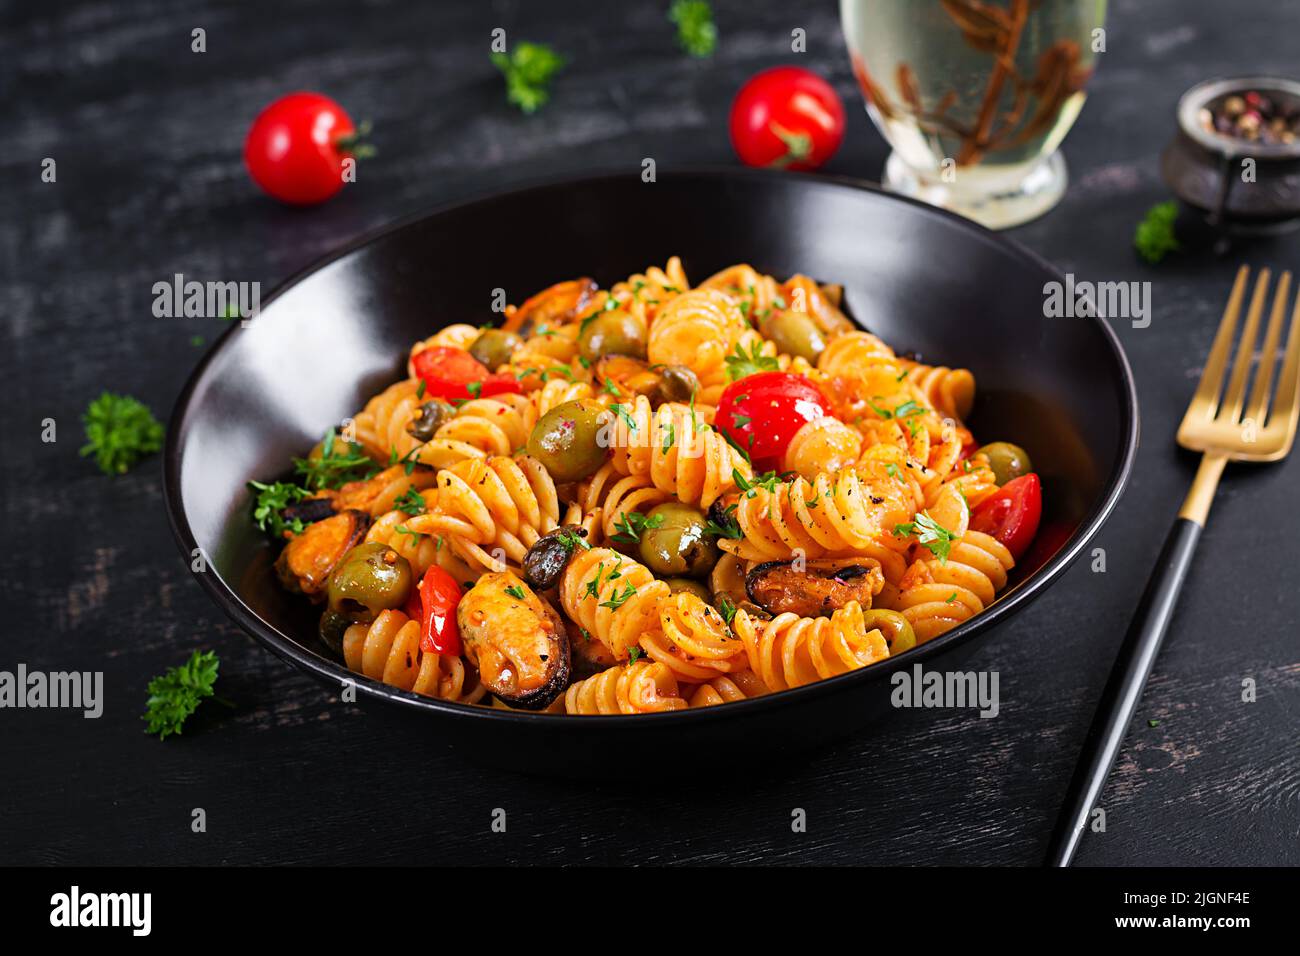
xmin=1162 ymin=75 xmax=1300 ymax=236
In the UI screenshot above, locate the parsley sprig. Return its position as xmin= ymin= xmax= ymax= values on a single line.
xmin=611 ymin=510 xmax=664 ymax=545
xmin=491 ymin=42 xmax=566 ymax=114
xmin=894 ymin=511 xmax=959 ymax=564
xmin=1134 ymin=200 xmax=1181 ymax=265
xmin=669 ymin=0 xmax=717 ymax=57
xmin=248 ymin=480 xmax=310 ymax=537
xmin=295 ymin=429 xmax=378 ymax=490
xmin=724 ymin=342 xmax=780 ymax=382
xmin=80 ymin=392 xmax=164 ymax=476
xmin=143 ymin=650 xmax=225 ymax=740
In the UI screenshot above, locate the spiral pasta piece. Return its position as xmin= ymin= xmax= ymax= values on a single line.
xmin=406 ymin=454 xmax=560 ymax=573
xmin=732 ymin=601 xmax=890 ymax=692
xmin=342 ymin=609 xmax=486 ymax=703
xmin=609 ymin=256 xmax=689 ymax=327
xmin=560 ymin=547 xmax=669 ymax=660
xmin=605 ymin=395 xmax=751 ymax=509
xmin=642 ymin=591 xmax=747 ymax=680
xmin=648 ymin=289 xmax=753 ymax=403
xmin=898 ymin=359 xmax=976 ymax=422
xmin=720 ymin=464 xmax=915 ymax=577
xmin=783 ymin=416 xmax=863 ymax=481
xmin=352 ymin=379 xmax=425 ymax=462
xmin=687 ymin=670 xmax=769 ymax=707
xmin=889 ymin=530 xmax=1015 ymax=643
xmin=365 ymin=505 xmax=476 ymax=581
xmin=563 ymin=660 xmax=687 ymax=714
xmin=576 ymin=462 xmax=673 ymax=546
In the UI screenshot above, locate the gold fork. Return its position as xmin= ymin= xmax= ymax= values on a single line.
xmin=1047 ymin=265 xmax=1300 ymax=866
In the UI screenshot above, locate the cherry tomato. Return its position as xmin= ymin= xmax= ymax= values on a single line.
xmin=244 ymin=92 xmax=371 ymax=205
xmin=729 ymin=67 xmax=846 ymax=171
xmin=411 ymin=346 xmax=522 ymax=402
xmin=715 ymin=371 xmax=829 ymax=473
xmin=970 ymin=474 xmax=1043 ymax=561
xmin=413 ymin=566 xmax=464 ymax=656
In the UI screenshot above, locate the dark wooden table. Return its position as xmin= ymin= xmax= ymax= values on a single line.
xmin=3 ymin=0 xmax=1296 ymax=866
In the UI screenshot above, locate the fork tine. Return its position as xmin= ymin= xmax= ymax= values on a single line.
xmin=1218 ymin=268 xmax=1271 ymax=422
xmin=1268 ymin=285 xmax=1300 ymax=435
xmin=1244 ymin=271 xmax=1291 ymax=426
xmin=1191 ymin=265 xmax=1251 ymax=419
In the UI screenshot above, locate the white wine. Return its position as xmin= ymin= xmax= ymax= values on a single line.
xmin=840 ymin=0 xmax=1106 ymax=227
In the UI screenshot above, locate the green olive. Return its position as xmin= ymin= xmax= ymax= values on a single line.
xmin=863 ymin=608 xmax=917 ymax=655
xmin=406 ymin=399 xmax=456 ymax=442
xmin=978 ymin=441 xmax=1033 ymax=486
xmin=663 ymin=577 xmax=712 ymax=602
xmin=639 ymin=502 xmax=719 ymax=578
xmin=526 ymin=399 xmax=611 ymax=482
xmin=327 ymin=542 xmax=412 ymax=620
xmin=318 ymin=609 xmax=353 ymax=655
xmin=578 ymin=307 xmax=647 ymax=361
xmin=469 ymin=329 xmax=523 ymax=371
xmin=656 ymin=365 xmax=700 ymax=404
xmin=762 ymin=309 xmax=827 ymax=363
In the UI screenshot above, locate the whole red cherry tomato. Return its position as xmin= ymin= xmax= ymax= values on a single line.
xmin=411 ymin=566 xmax=463 ymax=656
xmin=730 ymin=67 xmax=846 ymax=171
xmin=411 ymin=346 xmax=522 ymax=402
xmin=244 ymin=92 xmax=371 ymax=205
xmin=970 ymin=474 xmax=1043 ymax=561
xmin=715 ymin=371 xmax=829 ymax=473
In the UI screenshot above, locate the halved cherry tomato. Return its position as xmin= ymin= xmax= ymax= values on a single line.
xmin=411 ymin=346 xmax=522 ymax=402
xmin=243 ymin=92 xmax=371 ymax=205
xmin=729 ymin=67 xmax=846 ymax=171
xmin=970 ymin=474 xmax=1042 ymax=561
xmin=411 ymin=566 xmax=464 ymax=656
xmin=715 ymin=371 xmax=829 ymax=473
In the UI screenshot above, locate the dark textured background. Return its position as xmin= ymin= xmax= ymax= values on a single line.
xmin=2 ymin=0 xmax=1296 ymax=866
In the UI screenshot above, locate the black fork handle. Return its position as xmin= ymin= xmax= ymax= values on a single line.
xmin=1044 ymin=517 xmax=1202 ymax=867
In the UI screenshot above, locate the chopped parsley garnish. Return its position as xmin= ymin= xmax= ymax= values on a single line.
xmin=662 ymin=422 xmax=676 ymax=454
xmin=296 ymin=429 xmax=378 ymax=490
xmin=600 ymin=580 xmax=638 ymax=610
xmin=1134 ymin=200 xmax=1180 ymax=265
xmin=555 ymin=528 xmax=590 ymax=552
xmin=704 ymin=502 xmax=742 ymax=539
xmin=248 ymin=480 xmax=310 ymax=537
xmin=894 ymin=511 xmax=959 ymax=564
xmin=80 ymin=392 xmax=164 ymax=476
xmin=504 ymin=584 xmax=527 ymax=600
xmin=724 ymin=341 xmax=780 ymax=382
xmin=611 ymin=510 xmax=664 ymax=545
xmin=394 ymin=487 xmax=427 ymax=516
xmin=717 ymin=595 xmax=738 ymax=626
xmin=627 ymin=644 xmax=645 ymax=664
xmin=610 ymin=402 xmax=637 ymax=431
xmin=734 ymin=468 xmax=782 ymax=498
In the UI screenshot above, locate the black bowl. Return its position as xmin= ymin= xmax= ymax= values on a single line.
xmin=164 ymin=168 xmax=1137 ymax=775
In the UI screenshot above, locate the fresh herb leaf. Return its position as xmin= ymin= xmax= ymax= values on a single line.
xmin=248 ymin=480 xmax=310 ymax=537
xmin=894 ymin=511 xmax=958 ymax=564
xmin=505 ymin=584 xmax=526 ymax=600
xmin=662 ymin=421 xmax=676 ymax=454
xmin=668 ymin=0 xmax=717 ymax=57
xmin=143 ymin=650 xmax=222 ymax=740
xmin=600 ymin=580 xmax=637 ymax=610
xmin=717 ymin=595 xmax=738 ymax=626
xmin=611 ymin=510 xmax=665 ymax=545
xmin=295 ymin=429 xmax=378 ymax=490
xmin=724 ymin=341 xmax=780 ymax=382
xmin=1134 ymin=200 xmax=1181 ymax=264
xmin=466 ymin=381 xmax=483 ymax=400
xmin=394 ymin=487 xmax=427 ymax=516
xmin=555 ymin=528 xmax=590 ymax=552
xmin=609 ymin=402 xmax=637 ymax=431
xmin=79 ymin=392 xmax=164 ymax=476
xmin=490 ymin=41 xmax=566 ymax=114
xmin=704 ymin=502 xmax=742 ymax=539
xmin=627 ymin=644 xmax=645 ymax=664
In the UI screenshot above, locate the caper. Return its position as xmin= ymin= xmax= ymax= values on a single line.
xmin=656 ymin=365 xmax=700 ymax=404
xmin=526 ymin=399 xmax=611 ymax=482
xmin=978 ymin=441 xmax=1033 ymax=486
xmin=406 ymin=399 xmax=457 ymax=442
xmin=663 ymin=577 xmax=712 ymax=602
xmin=863 ymin=608 xmax=917 ymax=655
xmin=524 ymin=525 xmax=587 ymax=590
xmin=762 ymin=309 xmax=827 ymax=363
xmin=639 ymin=502 xmax=719 ymax=578
xmin=578 ymin=307 xmax=647 ymax=361
xmin=318 ymin=609 xmax=353 ymax=655
xmin=469 ymin=328 xmax=523 ymax=371
xmin=327 ymin=542 xmax=413 ymax=620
